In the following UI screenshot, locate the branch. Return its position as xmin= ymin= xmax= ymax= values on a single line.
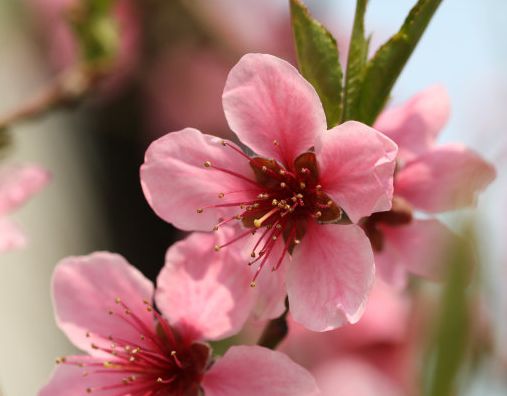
xmin=257 ymin=298 xmax=289 ymax=350
xmin=0 ymin=64 xmax=105 ymax=131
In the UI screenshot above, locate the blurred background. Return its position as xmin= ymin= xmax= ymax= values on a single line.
xmin=0 ymin=0 xmax=506 ymax=395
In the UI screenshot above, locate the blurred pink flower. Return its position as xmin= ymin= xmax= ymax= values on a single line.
xmin=313 ymin=357 xmax=403 ymax=396
xmin=0 ymin=165 xmax=49 ymax=252
xmin=141 ymin=53 xmax=398 ymax=331
xmin=28 ymin=0 xmax=140 ymax=93
xmin=143 ymin=0 xmax=295 ymax=139
xmin=281 ymin=279 xmax=420 ymax=394
xmin=40 ymin=232 xmax=319 ymax=396
xmin=365 ymin=86 xmax=496 ymax=287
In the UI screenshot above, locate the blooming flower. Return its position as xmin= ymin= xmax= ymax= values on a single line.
xmin=140 ymin=53 xmax=398 ymax=331
xmin=0 ymin=165 xmax=49 ymax=252
xmin=362 ymin=86 xmax=496 ymax=287
xmin=39 ymin=232 xmax=319 ymax=396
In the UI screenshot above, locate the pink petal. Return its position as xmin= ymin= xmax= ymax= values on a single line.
xmin=395 ymin=144 xmax=496 ymax=213
xmin=287 ymin=222 xmax=375 ymax=331
xmin=0 ymin=165 xmax=50 ymax=216
xmin=250 ymin=259 xmax=287 ymax=321
xmin=52 ymin=252 xmax=154 ymax=355
xmin=155 ymin=231 xmax=255 ymax=341
xmin=374 ymin=85 xmax=450 ymax=161
xmin=202 ymin=345 xmax=320 ymax=396
xmin=316 ymin=121 xmax=398 ymax=223
xmin=379 ymin=219 xmax=460 ymax=282
xmin=223 ymin=53 xmax=326 ymax=165
xmin=0 ymin=218 xmax=26 ymax=252
xmin=313 ymin=357 xmax=403 ymax=396
xmin=141 ymin=128 xmax=259 ymax=231
xmin=373 ymin=243 xmax=409 ymax=289
xmin=39 ymin=356 xmax=126 ymax=396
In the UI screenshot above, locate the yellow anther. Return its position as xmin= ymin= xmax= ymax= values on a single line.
xmin=220 ymin=140 xmax=227 ymax=146
xmin=327 ymin=200 xmax=333 ymax=207
xmin=55 ymin=357 xmax=66 ymax=364
xmin=250 ymin=252 xmax=256 ymax=258
xmin=279 ymin=169 xmax=286 ymax=175
xmin=300 ymin=182 xmax=306 ymax=189
xmin=197 ymin=208 xmax=204 ymax=214
xmin=262 ymin=166 xmax=268 ymax=172
xmin=250 ymin=281 xmax=257 ymax=288
xmin=280 ymin=182 xmax=287 ymax=188
xmin=218 ymin=192 xmax=225 ymax=198
xmin=272 ymin=199 xmax=278 ymax=206
xmin=296 ymin=193 xmax=303 ymax=199
xmin=294 ymin=239 xmax=301 ymax=245
xmin=214 ymin=244 xmax=221 ymax=252
xmin=115 ymin=297 xmax=121 ymax=304
xmin=204 ymin=161 xmax=212 ymax=168
xmin=314 ymin=211 xmax=322 ymax=218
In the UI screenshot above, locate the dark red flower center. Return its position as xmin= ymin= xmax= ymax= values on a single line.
xmin=361 ymin=196 xmax=413 ymax=251
xmin=198 ymin=141 xmax=348 ymax=285
xmin=57 ymin=298 xmax=210 ymax=396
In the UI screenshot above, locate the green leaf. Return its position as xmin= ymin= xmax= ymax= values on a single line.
xmin=355 ymin=0 xmax=443 ymax=125
xmin=290 ymin=0 xmax=343 ymax=128
xmin=68 ymin=0 xmax=119 ymax=65
xmin=342 ymin=0 xmax=370 ymax=122
xmin=422 ymin=228 xmax=474 ymax=396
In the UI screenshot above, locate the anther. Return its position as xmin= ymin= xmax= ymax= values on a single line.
xmin=197 ymin=208 xmax=203 ymax=214
xmin=272 ymin=199 xmax=278 ymax=206
xmin=314 ymin=211 xmax=322 ymax=218
xmin=251 ymin=252 xmax=256 ymax=258
xmin=250 ymin=281 xmax=256 ymax=288
xmin=214 ymin=245 xmax=221 ymax=252
xmin=273 ymin=140 xmax=279 ymax=146
xmin=55 ymin=357 xmax=66 ymax=364
xmin=279 ymin=169 xmax=286 ymax=175
xmin=300 ymin=182 xmax=306 ymax=189
xmin=327 ymin=200 xmax=333 ymax=207
xmin=220 ymin=140 xmax=227 ymax=146
xmin=294 ymin=239 xmax=301 ymax=245
xmin=262 ymin=166 xmax=268 ymax=172
xmin=204 ymin=161 xmax=212 ymax=168
xmin=213 ymin=225 xmax=219 ymax=231
xmin=115 ymin=297 xmax=121 ymax=304
xmin=218 ymin=192 xmax=225 ymax=198
xmin=86 ymin=387 xmax=93 ymax=393
xmin=296 ymin=193 xmax=303 ymax=199
xmin=280 ymin=182 xmax=287 ymax=188
xmin=316 ymin=185 xmax=322 ymax=190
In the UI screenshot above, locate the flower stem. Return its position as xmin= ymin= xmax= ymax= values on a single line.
xmin=257 ymin=298 xmax=289 ymax=350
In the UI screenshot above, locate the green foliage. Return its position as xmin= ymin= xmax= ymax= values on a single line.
xmin=422 ymin=229 xmax=474 ymax=396
xmin=342 ymin=0 xmax=370 ymax=122
xmin=69 ymin=0 xmax=119 ymax=65
xmin=290 ymin=0 xmax=343 ymax=128
xmin=354 ymin=0 xmax=443 ymax=125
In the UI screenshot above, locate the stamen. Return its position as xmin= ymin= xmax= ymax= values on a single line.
xmin=253 ymin=208 xmax=279 ymax=228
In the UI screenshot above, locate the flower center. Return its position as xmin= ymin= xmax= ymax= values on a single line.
xmin=56 ymin=298 xmax=210 ymax=396
xmin=198 ymin=141 xmax=346 ymax=285
xmin=361 ymin=196 xmax=413 ymax=251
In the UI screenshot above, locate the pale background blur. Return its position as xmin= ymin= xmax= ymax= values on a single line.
xmin=1 ymin=1 xmax=506 ymax=395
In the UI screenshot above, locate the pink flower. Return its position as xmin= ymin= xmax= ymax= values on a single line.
xmin=364 ymin=86 xmax=496 ymax=287
xmin=140 ymin=53 xmax=398 ymax=331
xmin=39 ymin=232 xmax=319 ymax=396
xmin=0 ymin=165 xmax=49 ymax=252
xmin=313 ymin=357 xmax=403 ymax=396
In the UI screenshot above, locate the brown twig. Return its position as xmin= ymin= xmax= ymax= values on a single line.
xmin=257 ymin=298 xmax=289 ymax=350
xmin=0 ymin=64 xmax=105 ymax=131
